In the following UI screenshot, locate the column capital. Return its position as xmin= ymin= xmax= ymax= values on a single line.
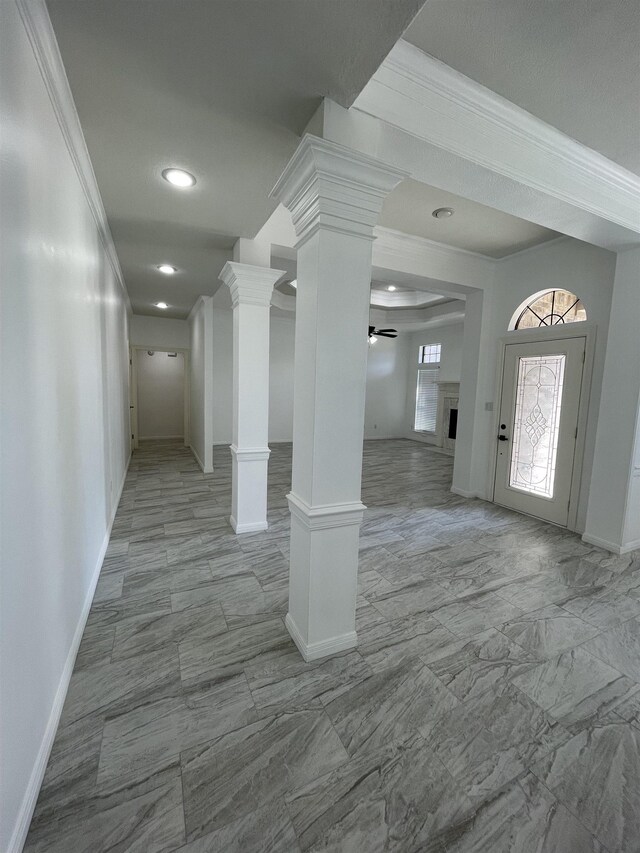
xmin=219 ymin=261 xmax=285 ymax=308
xmin=270 ymin=134 xmax=408 ymax=244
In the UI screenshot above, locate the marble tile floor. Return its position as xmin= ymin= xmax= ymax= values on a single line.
xmin=25 ymin=439 xmax=640 ymax=853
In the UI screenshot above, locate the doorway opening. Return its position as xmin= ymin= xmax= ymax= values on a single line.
xmin=130 ymin=346 xmax=190 ymax=450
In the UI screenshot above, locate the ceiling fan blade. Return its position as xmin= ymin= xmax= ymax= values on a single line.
xmin=378 ymin=332 xmax=398 ymax=338
xmin=377 ymin=329 xmax=398 ymax=334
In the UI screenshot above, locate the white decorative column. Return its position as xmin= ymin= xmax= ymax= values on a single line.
xmin=271 ymin=135 xmax=406 ymax=661
xmin=219 ymin=261 xmax=284 ymax=533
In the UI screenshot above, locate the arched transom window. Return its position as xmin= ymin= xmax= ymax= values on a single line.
xmin=512 ymin=289 xmax=587 ymax=330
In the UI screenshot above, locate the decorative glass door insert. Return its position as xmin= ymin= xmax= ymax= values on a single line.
xmin=509 ymin=354 xmax=566 ymax=498
xmin=494 ymin=336 xmax=586 ymax=527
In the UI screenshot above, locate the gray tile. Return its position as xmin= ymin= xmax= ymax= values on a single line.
xmin=500 ymin=604 xmax=600 ymax=659
xmin=111 ymin=603 xmax=227 ymax=661
xmin=178 ymin=616 xmax=292 ymax=686
xmin=531 ymin=716 xmax=640 ymax=852
xmin=286 ymin=732 xmax=470 ymax=853
xmin=172 ymin=799 xmax=300 ymax=853
xmin=421 ymin=681 xmax=569 ymax=803
xmin=96 ymin=675 xmax=257 ymax=787
xmin=181 ymin=709 xmax=349 ymax=842
xmin=423 ymin=629 xmax=537 ymax=702
xmin=323 ymin=659 xmax=459 ymax=757
xmin=24 ymin=765 xmax=185 ymax=853
xmin=511 ymin=646 xmax=628 ymax=722
xmin=432 ymin=590 xmax=525 ymax=638
xmin=560 ymin=587 xmax=640 ymax=628
xmin=443 ymin=772 xmax=605 ymax=853
xmin=581 ymin=615 xmax=640 ymax=681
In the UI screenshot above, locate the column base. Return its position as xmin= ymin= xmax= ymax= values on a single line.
xmin=230 ymin=516 xmax=268 ymax=534
xmin=285 ymin=613 xmax=357 ymax=662
xmin=230 ymin=444 xmax=270 ymax=535
xmin=286 ymin=491 xmax=365 ymax=662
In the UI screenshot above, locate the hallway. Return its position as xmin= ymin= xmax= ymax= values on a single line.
xmin=26 ymin=440 xmax=640 ymax=852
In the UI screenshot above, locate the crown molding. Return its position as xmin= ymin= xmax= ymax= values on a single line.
xmin=373 ymin=226 xmax=495 ymax=290
xmin=219 ymin=261 xmax=285 ymax=307
xmin=355 ymin=40 xmax=640 ymax=238
xmin=270 ymin=134 xmax=408 ymax=244
xmin=15 ymin=0 xmax=131 ymax=313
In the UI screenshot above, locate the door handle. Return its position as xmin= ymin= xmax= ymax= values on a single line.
xmin=498 ymin=434 xmax=509 ymax=442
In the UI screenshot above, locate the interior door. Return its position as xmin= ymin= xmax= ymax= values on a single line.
xmin=494 ymin=336 xmax=586 ymax=526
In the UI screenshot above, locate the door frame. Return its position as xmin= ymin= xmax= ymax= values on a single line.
xmin=130 ymin=345 xmax=191 ymax=451
xmin=490 ymin=323 xmax=597 ymax=532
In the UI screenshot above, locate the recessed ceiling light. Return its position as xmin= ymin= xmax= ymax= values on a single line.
xmin=387 ymin=285 xmax=396 ymax=292
xmin=157 ymin=264 xmax=177 ymax=275
xmin=155 ymin=302 xmax=169 ymax=310
xmin=161 ymin=168 xmax=196 ymax=188
xmin=432 ymin=207 xmax=455 ymax=219
xmin=290 ymin=279 xmax=297 ymax=289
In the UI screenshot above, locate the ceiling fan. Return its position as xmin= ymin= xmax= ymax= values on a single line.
xmin=368 ymin=325 xmax=398 ymax=342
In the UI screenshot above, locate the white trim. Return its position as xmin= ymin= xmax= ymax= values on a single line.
xmin=582 ymin=533 xmax=640 ymax=556
xmin=15 ymin=0 xmax=131 ymax=313
xmin=139 ymin=435 xmax=184 ymax=441
xmin=230 ymin=444 xmax=271 ymax=462
xmin=219 ymin=262 xmax=285 ymax=307
xmin=373 ymin=226 xmax=493 ymax=291
xmin=286 ymin=492 xmax=366 ymax=530
xmin=230 ymin=516 xmax=268 ymax=534
xmin=190 ymin=444 xmax=213 ymax=474
xmin=285 ymin=613 xmax=357 ymax=662
xmin=7 ymin=453 xmax=130 ymax=853
xmin=356 ymin=40 xmax=640 ymax=237
xmin=451 ymin=486 xmax=483 ymax=499
xmin=270 ymin=134 xmax=407 ymax=244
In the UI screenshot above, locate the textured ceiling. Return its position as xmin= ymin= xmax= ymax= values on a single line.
xmin=47 ymin=0 xmax=424 ymax=317
xmin=405 ymin=0 xmax=640 ymax=174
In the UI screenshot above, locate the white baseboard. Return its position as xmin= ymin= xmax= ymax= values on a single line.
xmin=285 ymin=613 xmax=358 ymax=662
xmin=139 ymin=434 xmax=184 ymax=440
xmin=230 ymin=516 xmax=268 ymax=534
xmin=7 ymin=454 xmax=130 ymax=853
xmin=451 ymin=485 xmax=482 ymax=499
xmin=582 ymin=532 xmax=640 ymax=555
xmin=190 ymin=444 xmax=213 ymax=474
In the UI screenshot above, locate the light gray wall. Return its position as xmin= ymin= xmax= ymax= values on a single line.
xmin=130 ymin=314 xmax=190 ymax=350
xmin=137 ymin=351 xmax=185 ymax=439
xmin=211 ymin=309 xmax=410 ymax=444
xmin=365 ymin=333 xmax=410 ymax=439
xmin=0 ymin=4 xmax=130 ymax=849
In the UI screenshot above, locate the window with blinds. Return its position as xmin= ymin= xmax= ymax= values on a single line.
xmin=414 ymin=368 xmax=439 ymax=432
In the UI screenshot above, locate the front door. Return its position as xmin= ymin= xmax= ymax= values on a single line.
xmin=494 ymin=336 xmax=586 ymax=526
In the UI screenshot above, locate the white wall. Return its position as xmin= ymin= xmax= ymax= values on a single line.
xmin=365 ymin=333 xmax=410 ymax=438
xmin=404 ymin=323 xmax=464 ymax=444
xmin=0 ymin=4 xmax=131 ymax=851
xmin=137 ymin=351 xmax=185 ymax=439
xmin=188 ymin=297 xmax=214 ymax=472
xmin=211 ymin=309 xmax=409 ymax=444
xmin=130 ymin=314 xmax=189 ymax=350
xmin=585 ymin=248 xmax=640 ymax=551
